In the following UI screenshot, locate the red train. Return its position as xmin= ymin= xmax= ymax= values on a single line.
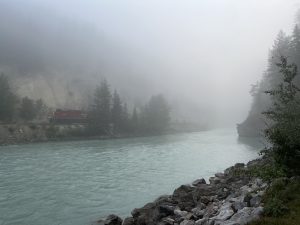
xmin=50 ymin=109 xmax=87 ymax=124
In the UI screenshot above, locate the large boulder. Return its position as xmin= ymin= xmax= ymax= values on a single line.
xmin=173 ymin=185 xmax=196 ymax=210
xmin=192 ymin=179 xmax=206 ymax=186
xmin=228 ymin=207 xmax=263 ymax=225
xmin=213 ymin=203 xmax=234 ymax=221
xmin=180 ymin=220 xmax=195 ymax=225
xmin=122 ymin=217 xmax=134 ymax=225
xmin=104 ymin=214 xmax=123 ymax=225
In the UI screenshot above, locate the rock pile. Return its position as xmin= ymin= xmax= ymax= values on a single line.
xmin=100 ymin=160 xmax=268 ymax=225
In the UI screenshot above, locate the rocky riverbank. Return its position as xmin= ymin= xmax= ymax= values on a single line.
xmin=98 ymin=158 xmax=270 ymax=225
xmin=0 ymin=123 xmax=88 ymax=145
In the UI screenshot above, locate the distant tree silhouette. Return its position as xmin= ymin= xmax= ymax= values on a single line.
xmin=19 ymin=97 xmax=36 ymax=121
xmin=88 ymin=79 xmax=112 ymax=134
xmin=142 ymin=94 xmax=170 ymax=134
xmin=0 ymin=74 xmax=17 ymax=122
xmin=111 ymin=90 xmax=123 ymax=133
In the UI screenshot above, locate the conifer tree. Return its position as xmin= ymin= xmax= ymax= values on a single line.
xmin=19 ymin=97 xmax=36 ymax=121
xmin=111 ymin=90 xmax=123 ymax=133
xmin=143 ymin=94 xmax=170 ymax=134
xmin=131 ymin=107 xmax=139 ymax=133
xmin=0 ymin=74 xmax=16 ymax=121
xmin=89 ymin=79 xmax=112 ymax=134
xmin=263 ymin=56 xmax=300 ymax=174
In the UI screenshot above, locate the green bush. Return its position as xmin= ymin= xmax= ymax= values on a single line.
xmin=263 ymin=56 xmax=300 ymax=175
xmin=249 ymin=163 xmax=286 ymax=182
xmin=264 ymin=197 xmax=289 ymax=217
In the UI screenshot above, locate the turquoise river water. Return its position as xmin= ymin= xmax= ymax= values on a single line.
xmin=0 ymin=128 xmax=264 ymax=225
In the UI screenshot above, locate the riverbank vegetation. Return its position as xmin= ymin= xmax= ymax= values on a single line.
xmin=0 ymin=75 xmax=171 ymax=143
xmin=238 ymin=15 xmax=300 ymax=137
xmin=87 ymin=79 xmax=170 ymax=136
xmin=244 ymin=39 xmax=300 ymax=225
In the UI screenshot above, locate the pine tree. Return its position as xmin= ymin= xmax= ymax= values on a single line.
xmin=19 ymin=97 xmax=36 ymax=121
xmin=35 ymin=99 xmax=48 ymax=121
xmin=238 ymin=31 xmax=291 ymax=137
xmin=89 ymin=79 xmax=112 ymax=134
xmin=0 ymin=74 xmax=17 ymax=122
xmin=263 ymin=56 xmax=300 ymax=174
xmin=290 ymin=25 xmax=300 ymax=85
xmin=120 ymin=103 xmax=130 ymax=133
xmin=143 ymin=94 xmax=170 ymax=134
xmin=111 ymin=90 xmax=123 ymax=133
xmin=131 ymin=107 xmax=139 ymax=133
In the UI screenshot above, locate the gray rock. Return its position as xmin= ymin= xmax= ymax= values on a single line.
xmin=185 ymin=213 xmax=194 ymax=220
xmin=195 ymin=218 xmax=208 ymax=225
xmin=250 ymin=196 xmax=262 ymax=207
xmin=209 ymin=177 xmax=221 ymax=185
xmin=240 ymin=185 xmax=253 ymax=195
xmin=252 ymin=206 xmax=264 ymax=218
xmin=214 ymin=203 xmax=234 ymax=221
xmin=200 ymin=196 xmax=211 ymax=205
xmin=180 ymin=220 xmax=195 ymax=225
xmin=203 ymin=202 xmax=220 ymax=218
xmin=162 ymin=217 xmax=175 ymax=225
xmin=242 ymin=194 xmax=252 ymax=206
xmin=232 ymin=201 xmax=247 ymax=212
xmin=215 ymin=221 xmax=240 ymax=225
xmin=122 ymin=217 xmax=134 ymax=225
xmin=104 ymin=214 xmax=123 ymax=225
xmin=234 ymin=163 xmax=245 ymax=168
xmin=192 ymin=178 xmax=207 ymax=186
xmin=196 ymin=202 xmax=206 ymax=210
xmin=229 ymin=207 xmax=263 ymax=225
xmin=174 ymin=209 xmax=189 ymax=217
xmin=215 ymin=173 xmax=225 ymax=178
xmin=192 ymin=207 xmax=205 ymax=218
xmin=253 ymin=178 xmax=263 ymax=187
xmin=159 ymin=204 xmax=176 ymax=215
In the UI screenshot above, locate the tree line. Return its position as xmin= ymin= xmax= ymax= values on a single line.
xmin=0 ymin=73 xmax=47 ymax=122
xmin=238 ymin=11 xmax=300 ymax=175
xmin=87 ymin=79 xmax=170 ymax=135
xmin=0 ymin=74 xmax=171 ymax=135
xmin=238 ymin=15 xmax=300 ymax=137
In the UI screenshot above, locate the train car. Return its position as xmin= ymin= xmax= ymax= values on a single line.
xmin=50 ymin=109 xmax=87 ymax=124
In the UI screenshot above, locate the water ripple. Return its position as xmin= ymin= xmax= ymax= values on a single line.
xmin=0 ymin=129 xmax=263 ymax=225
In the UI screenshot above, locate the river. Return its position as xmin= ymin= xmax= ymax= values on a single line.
xmin=0 ymin=128 xmax=264 ymax=225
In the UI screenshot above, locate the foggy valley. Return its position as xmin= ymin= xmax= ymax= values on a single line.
xmin=1 ymin=1 xmax=300 ymax=225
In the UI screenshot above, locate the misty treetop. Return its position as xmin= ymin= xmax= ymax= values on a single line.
xmin=0 ymin=74 xmax=170 ymax=136
xmin=238 ymin=15 xmax=300 ymax=137
xmin=88 ymin=79 xmax=171 ymax=136
xmin=263 ymin=56 xmax=300 ymax=175
xmin=0 ymin=73 xmax=48 ymax=123
xmin=0 ymin=74 xmax=17 ymax=121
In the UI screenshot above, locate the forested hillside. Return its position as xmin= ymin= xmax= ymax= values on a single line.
xmin=238 ymin=14 xmax=300 ymax=137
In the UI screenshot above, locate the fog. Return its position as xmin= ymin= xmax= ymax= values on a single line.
xmin=0 ymin=0 xmax=299 ymax=126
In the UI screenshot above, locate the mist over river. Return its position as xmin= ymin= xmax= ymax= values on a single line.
xmin=0 ymin=129 xmax=263 ymax=225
